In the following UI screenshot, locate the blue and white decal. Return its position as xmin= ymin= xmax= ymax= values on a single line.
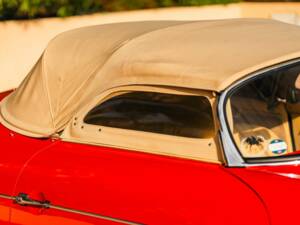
xmin=268 ymin=139 xmax=287 ymax=155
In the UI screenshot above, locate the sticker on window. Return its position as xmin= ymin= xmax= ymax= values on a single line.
xmin=268 ymin=139 xmax=287 ymax=155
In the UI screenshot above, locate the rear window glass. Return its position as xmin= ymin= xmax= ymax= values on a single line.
xmin=84 ymin=91 xmax=214 ymax=138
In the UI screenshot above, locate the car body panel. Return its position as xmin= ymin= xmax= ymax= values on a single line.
xmin=0 ymin=91 xmax=52 ymax=196
xmin=0 ymin=90 xmax=12 ymax=101
xmin=0 ymin=124 xmax=56 ymax=224
xmin=228 ymin=165 xmax=300 ymax=225
xmin=9 ymin=205 xmax=124 ymax=225
xmin=0 ymin=91 xmax=55 ymax=224
xmin=10 ymin=140 xmax=269 ymax=225
xmin=0 ymin=87 xmax=271 ymax=225
xmin=0 ymin=199 xmax=11 ymax=225
xmin=0 ymin=123 xmax=55 ymax=195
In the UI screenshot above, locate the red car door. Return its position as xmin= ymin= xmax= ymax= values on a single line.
xmin=0 ymin=91 xmax=55 ymax=225
xmin=10 ymin=140 xmax=270 ymax=225
xmin=0 ymin=124 xmax=56 ymax=225
xmin=0 ymin=93 xmax=12 ymax=224
xmin=228 ymin=165 xmax=300 ymax=225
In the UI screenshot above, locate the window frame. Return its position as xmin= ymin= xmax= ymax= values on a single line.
xmin=62 ymin=85 xmax=222 ymax=163
xmin=219 ymin=58 xmax=300 ymax=167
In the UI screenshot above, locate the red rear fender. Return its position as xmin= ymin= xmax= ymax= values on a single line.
xmin=0 ymin=90 xmax=13 ymax=101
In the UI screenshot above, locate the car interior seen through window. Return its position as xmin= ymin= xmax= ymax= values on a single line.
xmin=84 ymin=91 xmax=214 ymax=138
xmin=227 ymin=63 xmax=300 ymax=159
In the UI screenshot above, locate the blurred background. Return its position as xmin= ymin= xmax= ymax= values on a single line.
xmin=1 ymin=0 xmax=300 ymax=91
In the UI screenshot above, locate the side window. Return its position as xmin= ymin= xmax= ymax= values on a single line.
xmin=226 ymin=63 xmax=300 ymax=158
xmin=84 ymin=91 xmax=214 ymax=138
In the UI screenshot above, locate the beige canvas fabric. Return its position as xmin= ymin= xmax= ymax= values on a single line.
xmin=2 ymin=18 xmax=300 ymax=137
xmin=62 ymin=85 xmax=222 ymax=163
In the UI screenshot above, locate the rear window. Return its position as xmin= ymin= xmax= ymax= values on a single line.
xmin=84 ymin=91 xmax=214 ymax=138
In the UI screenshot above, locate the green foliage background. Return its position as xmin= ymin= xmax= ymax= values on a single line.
xmin=0 ymin=0 xmax=240 ymax=20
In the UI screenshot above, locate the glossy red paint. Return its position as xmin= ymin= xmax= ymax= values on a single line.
xmin=0 ymin=90 xmax=13 ymax=101
xmin=228 ymin=165 xmax=300 ymax=225
xmin=9 ymin=140 xmax=269 ymax=225
xmin=0 ymin=199 xmax=11 ymax=225
xmin=0 ymin=89 xmax=289 ymax=224
xmin=0 ymin=90 xmax=55 ymax=224
xmin=0 ymin=123 xmax=55 ymax=223
xmin=0 ymin=87 xmax=270 ymax=225
xmin=0 ymin=123 xmax=55 ymax=195
xmin=0 ymin=91 xmax=53 ymax=194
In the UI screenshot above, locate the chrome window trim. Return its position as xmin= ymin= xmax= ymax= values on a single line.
xmin=218 ymin=58 xmax=300 ymax=167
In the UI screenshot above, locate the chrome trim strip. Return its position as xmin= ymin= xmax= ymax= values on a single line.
xmin=50 ymin=205 xmax=144 ymax=225
xmin=0 ymin=193 xmax=15 ymax=201
xmin=0 ymin=193 xmax=143 ymax=225
xmin=219 ymin=91 xmax=245 ymax=167
xmin=219 ymin=58 xmax=300 ymax=167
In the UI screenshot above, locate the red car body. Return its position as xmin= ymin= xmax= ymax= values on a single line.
xmin=1 ymin=90 xmax=300 ymax=225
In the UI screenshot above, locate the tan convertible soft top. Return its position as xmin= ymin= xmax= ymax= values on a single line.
xmin=2 ymin=19 xmax=300 ymax=137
